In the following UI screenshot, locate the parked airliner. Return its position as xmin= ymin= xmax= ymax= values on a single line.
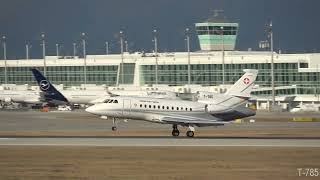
xmin=0 ymin=90 xmax=42 ymax=104
xmin=86 ymin=69 xmax=258 ymax=137
xmin=31 ymin=68 xmax=178 ymax=105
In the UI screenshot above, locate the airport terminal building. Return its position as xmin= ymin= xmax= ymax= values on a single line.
xmin=1 ymin=16 xmax=320 ymax=110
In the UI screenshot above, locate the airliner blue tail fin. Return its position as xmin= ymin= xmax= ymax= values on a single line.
xmin=31 ymin=68 xmax=69 ymax=103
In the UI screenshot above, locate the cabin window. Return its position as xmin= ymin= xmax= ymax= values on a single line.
xmin=167 ymin=106 xmax=169 ymax=110
xmin=140 ymin=104 xmax=142 ymax=108
xmin=149 ymin=105 xmax=152 ymax=108
xmin=177 ymin=107 xmax=179 ymax=110
xmin=109 ymin=100 xmax=114 ymax=103
xmin=171 ymin=107 xmax=174 ymax=110
xmin=114 ymin=100 xmax=118 ymax=103
xmin=103 ymin=99 xmax=110 ymax=103
xmin=190 ymin=108 xmax=193 ymax=111
xmin=158 ymin=105 xmax=161 ymax=109
xmin=185 ymin=108 xmax=188 ymax=111
xmin=181 ymin=107 xmax=183 ymax=111
xmin=153 ymin=105 xmax=156 ymax=109
xmin=144 ymin=104 xmax=147 ymax=108
xmin=162 ymin=106 xmax=165 ymax=109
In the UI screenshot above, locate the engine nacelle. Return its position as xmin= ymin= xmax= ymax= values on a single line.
xmin=4 ymin=97 xmax=12 ymax=103
xmin=24 ymin=99 xmax=42 ymax=104
xmin=206 ymin=104 xmax=231 ymax=113
xmin=100 ymin=116 xmax=108 ymax=120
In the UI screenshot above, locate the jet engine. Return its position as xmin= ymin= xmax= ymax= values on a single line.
xmin=206 ymin=104 xmax=230 ymax=113
xmin=4 ymin=97 xmax=12 ymax=103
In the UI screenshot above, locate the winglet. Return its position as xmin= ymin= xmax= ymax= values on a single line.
xmin=30 ymin=68 xmax=69 ymax=103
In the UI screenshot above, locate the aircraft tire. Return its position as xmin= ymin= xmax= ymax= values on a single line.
xmin=112 ymin=126 xmax=117 ymax=131
xmin=186 ymin=131 xmax=194 ymax=138
xmin=172 ymin=130 xmax=180 ymax=137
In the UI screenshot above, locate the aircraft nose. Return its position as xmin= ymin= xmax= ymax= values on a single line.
xmin=85 ymin=105 xmax=98 ymax=114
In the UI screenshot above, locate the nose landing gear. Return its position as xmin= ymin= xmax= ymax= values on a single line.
xmin=112 ymin=118 xmax=117 ymax=131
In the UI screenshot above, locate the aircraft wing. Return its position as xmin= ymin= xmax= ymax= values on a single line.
xmin=160 ymin=116 xmax=229 ymax=126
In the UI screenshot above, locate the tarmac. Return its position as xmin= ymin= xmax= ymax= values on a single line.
xmin=0 ymin=110 xmax=319 ymax=147
xmin=0 ymin=137 xmax=319 ymax=147
xmin=0 ymin=110 xmax=320 ymax=131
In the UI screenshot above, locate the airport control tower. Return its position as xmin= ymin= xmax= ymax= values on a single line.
xmin=195 ymin=10 xmax=239 ymax=51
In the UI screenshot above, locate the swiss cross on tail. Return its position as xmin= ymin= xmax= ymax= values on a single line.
xmin=243 ymin=77 xmax=250 ymax=85
xmin=226 ymin=69 xmax=258 ymax=98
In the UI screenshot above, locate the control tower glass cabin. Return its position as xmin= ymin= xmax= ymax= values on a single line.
xmin=195 ymin=16 xmax=239 ymax=51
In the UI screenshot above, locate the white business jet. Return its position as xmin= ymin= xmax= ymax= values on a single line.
xmin=86 ymin=69 xmax=258 ymax=137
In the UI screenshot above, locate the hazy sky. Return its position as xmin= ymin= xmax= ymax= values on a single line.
xmin=0 ymin=0 xmax=319 ymax=59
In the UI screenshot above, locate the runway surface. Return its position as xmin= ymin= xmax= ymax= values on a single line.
xmin=0 ymin=110 xmax=320 ymax=132
xmin=0 ymin=137 xmax=319 ymax=147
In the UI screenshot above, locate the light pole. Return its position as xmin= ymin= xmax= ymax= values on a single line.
xmin=186 ymin=28 xmax=191 ymax=85
xmin=73 ymin=43 xmax=77 ymax=58
xmin=220 ymin=26 xmax=225 ymax=85
xmin=268 ymin=21 xmax=275 ymax=107
xmin=2 ymin=36 xmax=7 ymax=84
xmin=116 ymin=30 xmax=124 ymax=86
xmin=105 ymin=41 xmax=109 ymax=55
xmin=41 ymin=33 xmax=46 ymax=76
xmin=316 ymin=64 xmax=320 ymax=103
xmin=153 ymin=29 xmax=158 ymax=85
xmin=82 ymin=32 xmax=87 ymax=87
xmin=125 ymin=40 xmax=128 ymax=52
xmin=56 ymin=43 xmax=59 ymax=57
xmin=120 ymin=31 xmax=124 ymax=85
xmin=25 ymin=44 xmax=31 ymax=60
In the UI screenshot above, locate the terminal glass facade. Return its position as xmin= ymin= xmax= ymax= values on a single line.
xmin=1 ymin=62 xmax=320 ymax=95
xmin=140 ymin=62 xmax=320 ymax=95
xmin=7 ymin=67 xmax=44 ymax=85
xmin=118 ymin=63 xmax=136 ymax=84
xmin=1 ymin=65 xmax=120 ymax=86
xmin=0 ymin=67 xmax=4 ymax=84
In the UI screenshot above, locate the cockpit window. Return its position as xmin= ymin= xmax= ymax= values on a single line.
xmin=103 ymin=99 xmax=118 ymax=103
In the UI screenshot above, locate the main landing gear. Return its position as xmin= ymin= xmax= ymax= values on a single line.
xmin=186 ymin=126 xmax=195 ymax=138
xmin=171 ymin=124 xmax=195 ymax=138
xmin=112 ymin=118 xmax=117 ymax=131
xmin=172 ymin=124 xmax=180 ymax=137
